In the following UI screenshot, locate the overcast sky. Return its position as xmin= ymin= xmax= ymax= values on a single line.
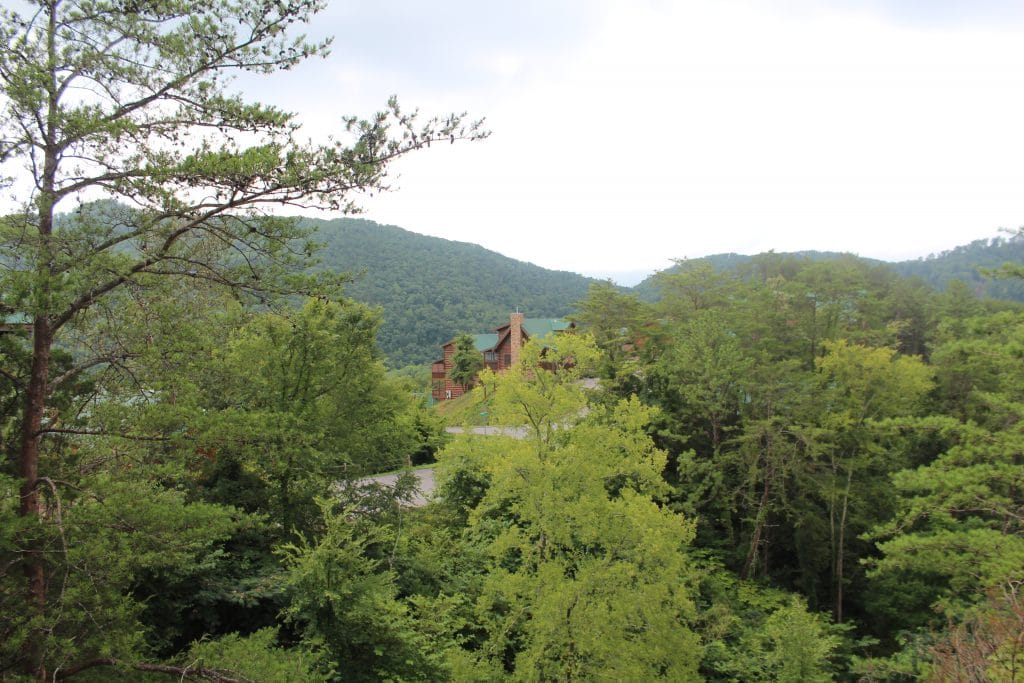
xmin=246 ymin=1 xmax=1024 ymax=283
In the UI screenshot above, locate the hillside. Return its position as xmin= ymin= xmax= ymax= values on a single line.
xmin=631 ymin=251 xmax=886 ymax=301
xmin=304 ymin=216 xmax=1024 ymax=365
xmin=633 ymin=241 xmax=1024 ymax=302
xmin=892 ymin=232 xmax=1024 ymax=299
xmin=305 ymin=217 xmax=601 ymax=366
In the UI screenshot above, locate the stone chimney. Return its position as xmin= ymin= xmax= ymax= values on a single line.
xmin=509 ymin=311 xmax=524 ymax=368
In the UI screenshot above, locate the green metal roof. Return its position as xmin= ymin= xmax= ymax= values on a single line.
xmin=472 ymin=333 xmax=499 ymax=351
xmin=522 ymin=319 xmax=572 ymax=338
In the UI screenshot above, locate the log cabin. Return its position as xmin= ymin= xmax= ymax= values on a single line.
xmin=431 ymin=312 xmax=574 ymax=401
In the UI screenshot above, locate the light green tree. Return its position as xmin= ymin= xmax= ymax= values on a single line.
xmin=813 ymin=340 xmax=934 ymax=622
xmin=438 ymin=336 xmax=705 ymax=680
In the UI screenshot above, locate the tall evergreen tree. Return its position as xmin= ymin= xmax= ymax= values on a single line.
xmin=0 ymin=0 xmax=483 ymax=677
xmin=447 ymin=333 xmax=484 ymax=388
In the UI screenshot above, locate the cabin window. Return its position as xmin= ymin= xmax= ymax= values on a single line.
xmin=484 ymin=351 xmax=497 ymax=362
xmin=504 ymin=354 xmax=512 ymax=366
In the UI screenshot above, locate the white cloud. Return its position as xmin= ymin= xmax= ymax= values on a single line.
xmin=18 ymin=1 xmax=1016 ymax=278
xmin=345 ymin=0 xmax=1024 ymax=275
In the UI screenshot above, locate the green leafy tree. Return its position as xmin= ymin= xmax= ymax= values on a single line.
xmin=572 ymin=281 xmax=652 ymax=387
xmin=279 ymin=500 xmax=447 ymax=682
xmin=0 ymin=0 xmax=483 ymax=676
xmin=0 ymin=469 xmax=242 ymax=678
xmin=699 ymin=570 xmax=844 ymax=683
xmin=648 ymin=310 xmax=752 ymax=454
xmin=190 ymin=298 xmax=428 ymax=534
xmin=437 ymin=337 xmax=704 ymax=680
xmin=813 ymin=340 xmax=934 ymax=622
xmin=448 ymin=333 xmax=484 ymax=389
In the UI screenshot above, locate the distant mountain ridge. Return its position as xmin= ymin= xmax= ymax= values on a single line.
xmin=892 ymin=233 xmax=1024 ymax=300
xmin=306 ymin=217 xmax=601 ymax=366
xmin=307 ymin=216 xmax=1024 ymax=366
xmin=631 ymin=242 xmax=1024 ymax=302
xmin=631 ymin=251 xmax=887 ymax=301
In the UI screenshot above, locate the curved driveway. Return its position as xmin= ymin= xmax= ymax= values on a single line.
xmin=359 ymin=424 xmax=533 ymax=507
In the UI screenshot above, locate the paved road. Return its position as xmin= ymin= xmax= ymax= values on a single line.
xmin=359 ymin=467 xmax=436 ymax=507
xmin=359 ymin=420 xmax=567 ymax=507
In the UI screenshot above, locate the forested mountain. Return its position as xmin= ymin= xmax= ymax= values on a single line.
xmin=892 ymin=231 xmax=1024 ymax=299
xmin=632 ymin=236 xmax=1024 ymax=303
xmin=632 ymin=251 xmax=887 ymax=301
xmin=305 ymin=219 xmax=1024 ymax=367
xmin=306 ymin=217 xmax=601 ymax=366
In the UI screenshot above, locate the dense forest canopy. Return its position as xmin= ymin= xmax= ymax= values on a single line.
xmin=305 ymin=220 xmax=1024 ymax=369
xmin=0 ymin=0 xmax=480 ymax=678
xmin=632 ymin=240 xmax=1024 ymax=303
xmin=571 ymin=256 xmax=1024 ymax=680
xmin=1 ymin=1 xmax=1023 ymax=680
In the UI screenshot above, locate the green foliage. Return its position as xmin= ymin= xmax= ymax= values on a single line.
xmin=699 ymin=570 xmax=845 ymax=682
xmin=477 ymin=333 xmax=601 ymax=439
xmin=1 ymin=0 xmax=482 ymax=675
xmin=185 ymin=628 xmax=327 ymax=682
xmin=3 ymin=7 xmax=1022 ymax=673
xmin=308 ymin=217 xmax=600 ymax=366
xmin=856 ymin=313 xmax=1024 ymax=669
xmin=448 ymin=333 xmax=485 ymax=388
xmin=435 ymin=338 xmax=705 ymax=680
xmin=570 ymin=281 xmax=653 ymax=392
xmin=648 ymin=309 xmax=753 ymax=453
xmin=931 ymin=310 xmax=1024 ymax=423
xmin=867 ymin=413 xmax=1024 ymax=611
xmin=279 ymin=501 xmax=448 ymax=682
xmin=585 ymin=249 xmax=964 ymax=655
xmin=0 ymin=469 xmax=241 ymax=674
xmin=180 ymin=298 xmax=434 ymax=534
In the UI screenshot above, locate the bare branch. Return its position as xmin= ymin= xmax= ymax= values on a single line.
xmin=54 ymin=657 xmax=249 ymax=682
xmin=49 ymin=353 xmax=134 ymax=390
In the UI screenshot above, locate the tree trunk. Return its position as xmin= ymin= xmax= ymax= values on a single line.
xmin=743 ymin=463 xmax=773 ymax=580
xmin=834 ymin=466 xmax=853 ymax=624
xmin=20 ymin=13 xmax=58 ymax=662
xmin=19 ymin=318 xmax=53 ymax=679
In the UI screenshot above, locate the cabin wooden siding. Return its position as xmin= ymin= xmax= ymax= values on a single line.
xmin=431 ymin=313 xmax=575 ymax=401
xmin=431 ymin=335 xmax=501 ymax=401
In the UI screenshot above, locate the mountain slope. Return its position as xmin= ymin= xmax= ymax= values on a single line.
xmin=892 ymin=233 xmax=1024 ymax=299
xmin=306 ymin=217 xmax=600 ymax=366
xmin=631 ymin=251 xmax=887 ymax=301
xmin=632 ymin=241 xmax=1024 ymax=302
xmin=307 ymin=216 xmax=1024 ymax=365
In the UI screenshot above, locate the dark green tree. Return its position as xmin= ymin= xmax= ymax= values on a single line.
xmin=571 ymin=281 xmax=653 ymax=390
xmin=0 ymin=0 xmax=483 ymax=677
xmin=447 ymin=334 xmax=484 ymax=388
